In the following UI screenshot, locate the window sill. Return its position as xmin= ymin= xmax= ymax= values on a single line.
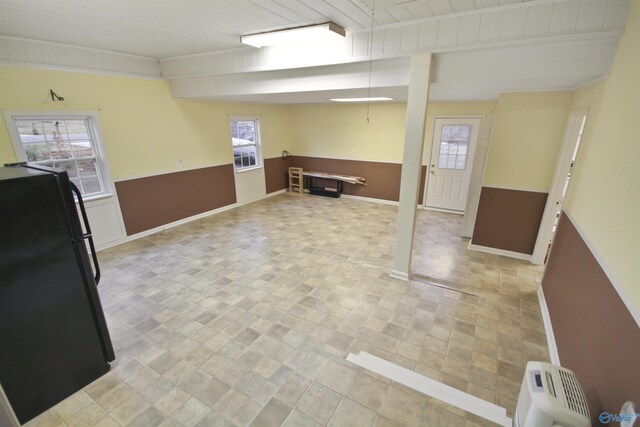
xmin=76 ymin=192 xmax=114 ymax=203
xmin=234 ymin=166 xmax=263 ymax=174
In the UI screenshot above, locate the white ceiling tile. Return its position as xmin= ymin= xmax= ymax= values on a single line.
xmin=405 ymin=1 xmax=435 ymax=19
xmin=427 ymin=0 xmax=455 ymax=16
xmin=374 ymin=9 xmax=399 ymax=24
xmin=250 ymin=0 xmax=311 ymax=22
xmin=386 ymin=4 xmax=415 ymax=21
xmin=479 ymin=11 xmax=504 ymax=41
xmin=352 ymin=31 xmax=370 ymax=56
xmin=295 ymin=0 xmax=364 ymax=29
xmin=474 ymin=0 xmax=499 ymax=9
xmin=458 ymin=14 xmax=481 ymax=43
xmin=324 ymin=0 xmax=374 ymax=27
xmin=451 ymin=0 xmax=476 ymax=13
xmin=384 ymin=27 xmax=403 ymax=53
xmin=549 ymin=0 xmax=580 ymax=33
xmin=418 ymin=21 xmax=439 ymax=48
xmin=500 ymin=7 xmax=527 ymax=39
xmin=525 ymin=3 xmax=553 ymax=36
xmin=437 ymin=17 xmax=460 ymax=45
xmin=271 ymin=0 xmax=326 ymax=20
xmin=604 ymin=0 xmax=628 ymax=28
xmin=576 ymin=0 xmax=607 ymax=29
xmin=401 ymin=24 xmax=421 ymax=51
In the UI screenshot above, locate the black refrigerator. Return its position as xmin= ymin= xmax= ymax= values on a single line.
xmin=0 ymin=163 xmax=115 ymax=424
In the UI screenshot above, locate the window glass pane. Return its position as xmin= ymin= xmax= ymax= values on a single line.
xmin=447 ymin=155 xmax=457 ymax=168
xmin=81 ymin=176 xmax=102 ymax=195
xmin=456 ymin=156 xmax=467 ymax=169
xmin=441 ymin=126 xmax=451 ymax=140
xmin=230 ymin=120 xmax=260 ymax=170
xmin=437 ymin=125 xmax=471 ymax=170
xmin=17 ymin=120 xmax=46 ymax=142
xmin=77 ymin=159 xmax=98 ymax=177
xmin=53 ymin=161 xmax=79 ymax=178
xmin=13 ymin=116 xmax=107 ymax=197
xmin=70 ymin=177 xmax=82 ymax=191
xmin=230 ymin=121 xmax=255 ymax=146
xmin=439 ymin=141 xmax=449 ymax=154
xmin=23 ymin=142 xmax=51 ymax=161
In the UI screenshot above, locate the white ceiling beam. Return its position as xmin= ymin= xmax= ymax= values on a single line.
xmin=160 ymin=0 xmax=626 ymax=80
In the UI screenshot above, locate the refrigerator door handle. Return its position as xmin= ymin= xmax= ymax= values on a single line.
xmin=69 ymin=183 xmax=101 ymax=285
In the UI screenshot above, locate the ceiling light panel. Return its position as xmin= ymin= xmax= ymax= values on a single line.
xmin=241 ymin=22 xmax=346 ymax=48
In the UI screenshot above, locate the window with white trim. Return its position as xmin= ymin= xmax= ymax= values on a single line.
xmin=7 ymin=114 xmax=111 ymax=198
xmin=230 ymin=118 xmax=262 ymax=171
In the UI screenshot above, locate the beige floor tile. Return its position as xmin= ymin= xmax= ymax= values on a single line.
xmin=24 ymin=195 xmax=549 ymax=427
xmin=296 ymin=382 xmax=342 ymax=425
xmin=329 ymin=398 xmax=377 ymax=427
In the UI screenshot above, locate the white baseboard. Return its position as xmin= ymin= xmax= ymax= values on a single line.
xmin=390 ymin=270 xmax=410 ymax=281
xmin=537 ymin=286 xmax=561 ymax=365
xmin=97 ymin=191 xmax=292 ymax=252
xmin=97 ymin=202 xmax=240 ymax=251
xmin=423 ymin=206 xmax=464 ymax=215
xmin=341 ymin=194 xmax=399 ymax=206
xmin=266 ymin=189 xmax=287 ymax=197
xmin=347 ymin=351 xmax=511 ymax=427
xmin=468 ymin=242 xmax=532 ymax=262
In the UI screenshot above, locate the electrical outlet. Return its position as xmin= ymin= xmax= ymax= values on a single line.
xmin=178 ymin=158 xmax=184 ymax=167
xmin=351 ymin=150 xmax=357 ymax=158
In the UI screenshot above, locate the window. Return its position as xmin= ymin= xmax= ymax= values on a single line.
xmin=438 ymin=125 xmax=471 ymax=170
xmin=7 ymin=113 xmax=111 ymax=198
xmin=230 ymin=118 xmax=262 ymax=171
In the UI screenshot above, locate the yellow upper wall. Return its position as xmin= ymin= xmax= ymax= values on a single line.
xmin=564 ymin=0 xmax=640 ymax=311
xmin=482 ymin=91 xmax=574 ymax=192
xmin=288 ymin=101 xmax=496 ymax=164
xmin=0 ymin=66 xmax=291 ymax=180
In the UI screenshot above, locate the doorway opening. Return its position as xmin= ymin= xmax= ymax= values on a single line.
xmin=423 ymin=118 xmax=481 ymax=214
xmin=531 ymin=109 xmax=588 ymax=265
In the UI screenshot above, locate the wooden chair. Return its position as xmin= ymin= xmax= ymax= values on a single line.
xmin=288 ymin=167 xmax=304 ymax=194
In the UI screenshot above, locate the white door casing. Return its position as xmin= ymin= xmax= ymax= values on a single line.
xmin=461 ymin=118 xmax=493 ymax=238
xmin=531 ymin=109 xmax=588 ymax=265
xmin=425 ymin=118 xmax=480 ymax=212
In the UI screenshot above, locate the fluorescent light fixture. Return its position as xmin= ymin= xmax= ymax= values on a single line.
xmin=241 ymin=22 xmax=346 ymax=48
xmin=330 ymin=97 xmax=395 ymax=102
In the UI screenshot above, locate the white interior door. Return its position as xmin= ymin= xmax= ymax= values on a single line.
xmin=425 ymin=119 xmax=479 ymax=212
xmin=531 ymin=110 xmax=587 ymax=265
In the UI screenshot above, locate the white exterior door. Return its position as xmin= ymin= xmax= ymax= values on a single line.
xmin=425 ymin=119 xmax=479 ymax=212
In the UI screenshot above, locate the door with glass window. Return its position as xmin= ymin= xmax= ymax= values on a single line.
xmin=425 ymin=119 xmax=479 ymax=212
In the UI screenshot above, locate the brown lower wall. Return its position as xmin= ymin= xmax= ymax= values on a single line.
xmin=264 ymin=156 xmax=291 ymax=194
xmin=290 ymin=156 xmax=404 ymax=201
xmin=471 ymin=187 xmax=547 ymax=254
xmin=542 ymin=212 xmax=640 ymax=423
xmin=115 ymin=164 xmax=236 ymax=235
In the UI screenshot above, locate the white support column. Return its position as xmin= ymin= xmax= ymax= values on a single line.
xmin=391 ymin=53 xmax=432 ymax=281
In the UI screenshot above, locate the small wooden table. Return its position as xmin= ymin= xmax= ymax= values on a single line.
xmin=302 ymin=171 xmax=366 ymax=198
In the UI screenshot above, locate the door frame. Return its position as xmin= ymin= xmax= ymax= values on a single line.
xmin=423 ymin=116 xmax=484 ymax=215
xmin=531 ymin=109 xmax=588 ymax=265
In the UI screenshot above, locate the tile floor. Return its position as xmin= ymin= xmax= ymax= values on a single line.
xmin=25 ymin=194 xmax=549 ymax=427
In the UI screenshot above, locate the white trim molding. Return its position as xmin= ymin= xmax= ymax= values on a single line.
xmin=0 ymin=36 xmax=161 ymax=79
xmin=96 ymin=202 xmax=240 ymax=251
xmin=468 ymin=242 xmax=532 ymax=261
xmin=341 ymin=194 xmax=399 ymax=206
xmin=347 ymin=351 xmax=511 ymax=427
xmin=537 ymin=286 xmax=561 ymax=365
